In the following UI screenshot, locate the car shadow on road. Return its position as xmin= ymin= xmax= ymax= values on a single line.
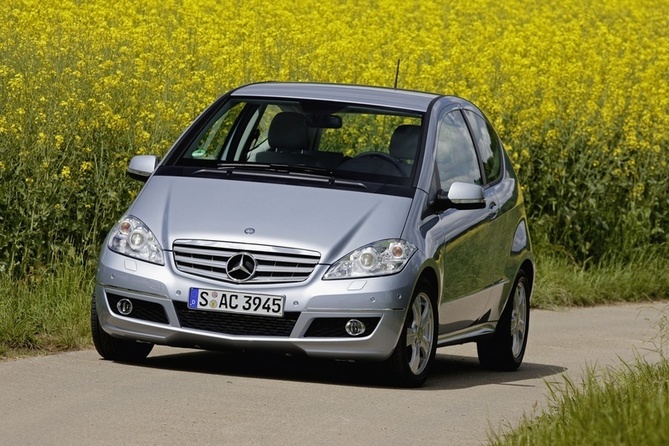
xmin=124 ymin=348 xmax=566 ymax=390
xmin=426 ymin=352 xmax=566 ymax=390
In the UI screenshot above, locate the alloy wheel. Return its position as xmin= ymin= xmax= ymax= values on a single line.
xmin=510 ymin=280 xmax=528 ymax=358
xmin=405 ymin=292 xmax=435 ymax=375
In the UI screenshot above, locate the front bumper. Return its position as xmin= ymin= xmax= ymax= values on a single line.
xmin=94 ymin=249 xmax=417 ymax=360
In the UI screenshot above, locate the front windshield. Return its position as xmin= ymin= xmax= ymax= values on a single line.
xmin=175 ymin=98 xmax=423 ymax=184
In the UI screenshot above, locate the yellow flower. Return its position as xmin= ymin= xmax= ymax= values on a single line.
xmin=55 ymin=135 xmax=65 ymax=149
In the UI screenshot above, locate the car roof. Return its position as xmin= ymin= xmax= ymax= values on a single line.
xmin=230 ymin=82 xmax=461 ymax=113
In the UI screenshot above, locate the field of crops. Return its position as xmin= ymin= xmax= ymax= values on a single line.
xmin=1 ymin=0 xmax=668 ymax=275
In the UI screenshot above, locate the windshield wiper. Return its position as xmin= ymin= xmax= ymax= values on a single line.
xmin=200 ymin=163 xmax=369 ymax=189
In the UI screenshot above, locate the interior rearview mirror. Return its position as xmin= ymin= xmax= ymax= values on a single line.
xmin=305 ymin=114 xmax=343 ymax=129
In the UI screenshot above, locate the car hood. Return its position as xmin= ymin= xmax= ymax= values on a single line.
xmin=128 ymin=176 xmax=413 ymax=264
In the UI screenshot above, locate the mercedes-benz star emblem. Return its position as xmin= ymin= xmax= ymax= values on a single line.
xmin=226 ymin=252 xmax=257 ymax=282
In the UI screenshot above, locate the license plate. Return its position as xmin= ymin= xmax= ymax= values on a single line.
xmin=188 ymin=288 xmax=284 ymax=317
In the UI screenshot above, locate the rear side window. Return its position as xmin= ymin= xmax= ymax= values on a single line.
xmin=463 ymin=110 xmax=502 ymax=185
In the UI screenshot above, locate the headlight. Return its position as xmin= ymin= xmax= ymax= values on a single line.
xmin=323 ymin=239 xmax=416 ymax=279
xmin=108 ymin=215 xmax=165 ymax=265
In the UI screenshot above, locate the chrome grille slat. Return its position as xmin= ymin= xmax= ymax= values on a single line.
xmin=255 ymin=265 xmax=315 ymax=274
xmin=239 ymin=276 xmax=313 ymax=283
xmin=177 ymin=265 xmax=230 ymax=282
xmin=173 ymin=240 xmax=320 ymax=284
xmin=172 ymin=245 xmax=237 ymax=256
xmin=174 ymin=254 xmax=228 ymax=269
xmin=251 ymin=253 xmax=320 ymax=265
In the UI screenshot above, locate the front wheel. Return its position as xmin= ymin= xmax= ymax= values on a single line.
xmin=91 ymin=295 xmax=153 ymax=362
xmin=477 ymin=272 xmax=530 ymax=371
xmin=386 ymin=280 xmax=437 ymax=387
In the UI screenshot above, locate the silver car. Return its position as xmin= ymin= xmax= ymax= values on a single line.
xmin=92 ymin=82 xmax=534 ymax=387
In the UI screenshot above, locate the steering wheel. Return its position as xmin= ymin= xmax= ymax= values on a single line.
xmin=353 ymin=151 xmax=404 ymax=176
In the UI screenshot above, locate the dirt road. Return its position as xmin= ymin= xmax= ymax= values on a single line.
xmin=1 ymin=302 xmax=666 ymax=445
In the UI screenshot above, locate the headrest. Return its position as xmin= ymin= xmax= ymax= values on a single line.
xmin=268 ymin=112 xmax=309 ymax=151
xmin=389 ymin=125 xmax=421 ymax=160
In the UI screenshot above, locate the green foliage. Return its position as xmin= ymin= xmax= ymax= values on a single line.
xmin=491 ymin=308 xmax=669 ymax=445
xmin=0 ymin=254 xmax=93 ymax=354
xmin=532 ymin=250 xmax=669 ymax=309
xmin=0 ymin=143 xmax=141 ymax=276
xmin=491 ymin=358 xmax=669 ymax=446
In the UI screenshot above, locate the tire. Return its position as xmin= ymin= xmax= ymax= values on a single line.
xmin=386 ymin=279 xmax=438 ymax=387
xmin=477 ymin=272 xmax=530 ymax=371
xmin=91 ymin=295 xmax=153 ymax=362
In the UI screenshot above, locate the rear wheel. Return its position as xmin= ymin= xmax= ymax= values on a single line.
xmin=386 ymin=280 xmax=437 ymax=387
xmin=91 ymin=295 xmax=153 ymax=362
xmin=477 ymin=272 xmax=529 ymax=371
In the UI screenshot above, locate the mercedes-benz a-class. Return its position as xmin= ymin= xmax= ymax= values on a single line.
xmin=92 ymin=82 xmax=534 ymax=387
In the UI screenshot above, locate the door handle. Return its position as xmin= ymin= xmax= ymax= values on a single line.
xmin=488 ymin=202 xmax=499 ymax=220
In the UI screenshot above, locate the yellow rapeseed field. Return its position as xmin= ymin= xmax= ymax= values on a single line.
xmin=0 ymin=0 xmax=668 ymax=272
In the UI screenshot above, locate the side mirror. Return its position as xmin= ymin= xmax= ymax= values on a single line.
xmin=127 ymin=155 xmax=159 ymax=182
xmin=434 ymin=182 xmax=486 ymax=211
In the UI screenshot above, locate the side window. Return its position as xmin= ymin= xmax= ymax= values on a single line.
xmin=436 ymin=110 xmax=482 ymax=191
xmin=464 ymin=109 xmax=502 ymax=184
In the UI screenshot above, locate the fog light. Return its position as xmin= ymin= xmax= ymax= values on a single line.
xmin=117 ymin=298 xmax=133 ymax=316
xmin=345 ymin=319 xmax=366 ymax=336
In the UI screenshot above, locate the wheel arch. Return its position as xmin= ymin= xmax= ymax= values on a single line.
xmin=414 ymin=265 xmax=440 ymax=306
xmin=519 ymin=258 xmax=535 ymax=302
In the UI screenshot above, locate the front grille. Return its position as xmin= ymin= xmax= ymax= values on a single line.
xmin=173 ymin=240 xmax=320 ymax=284
xmin=174 ymin=302 xmax=299 ymax=336
xmin=304 ymin=317 xmax=380 ymax=338
xmin=107 ymin=293 xmax=169 ymax=324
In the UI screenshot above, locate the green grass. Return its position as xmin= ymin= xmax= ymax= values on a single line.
xmin=0 ymin=254 xmax=93 ymax=358
xmin=489 ymin=301 xmax=669 ymax=445
xmin=532 ymin=250 xmax=669 ymax=309
xmin=490 ymin=356 xmax=669 ymax=445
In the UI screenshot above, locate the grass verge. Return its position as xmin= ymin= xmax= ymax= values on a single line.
xmin=0 ymin=256 xmax=94 ymax=358
xmin=490 ymin=305 xmax=669 ymax=445
xmin=532 ymin=251 xmax=669 ymax=309
xmin=490 ymin=356 xmax=669 ymax=445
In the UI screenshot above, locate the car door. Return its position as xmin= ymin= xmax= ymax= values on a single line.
xmin=462 ymin=109 xmax=518 ymax=316
xmin=432 ymin=110 xmax=502 ymax=333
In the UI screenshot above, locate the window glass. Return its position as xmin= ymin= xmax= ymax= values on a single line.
xmin=319 ymin=114 xmax=421 ymax=157
xmin=435 ymin=111 xmax=482 ymax=191
xmin=254 ymin=104 xmax=283 ymax=148
xmin=464 ymin=110 xmax=502 ymax=184
xmin=175 ymin=98 xmax=423 ymax=186
xmin=186 ymin=101 xmax=245 ymax=160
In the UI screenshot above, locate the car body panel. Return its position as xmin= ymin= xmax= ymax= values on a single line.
xmin=229 ymin=82 xmax=440 ymax=112
xmin=128 ymin=175 xmax=412 ymax=265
